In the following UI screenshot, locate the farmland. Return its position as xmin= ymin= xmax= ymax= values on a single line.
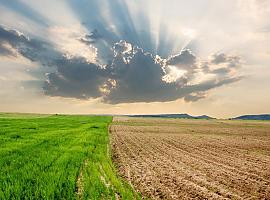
xmin=0 ymin=114 xmax=138 ymax=200
xmin=1 ymin=114 xmax=270 ymax=200
xmin=111 ymin=117 xmax=270 ymax=199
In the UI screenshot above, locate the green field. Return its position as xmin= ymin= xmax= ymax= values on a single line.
xmin=0 ymin=114 xmax=139 ymax=200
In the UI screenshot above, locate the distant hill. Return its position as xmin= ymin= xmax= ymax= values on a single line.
xmin=128 ymin=114 xmax=214 ymax=119
xmin=232 ymin=114 xmax=270 ymax=121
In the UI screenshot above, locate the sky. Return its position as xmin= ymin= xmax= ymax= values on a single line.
xmin=0 ymin=0 xmax=270 ymax=118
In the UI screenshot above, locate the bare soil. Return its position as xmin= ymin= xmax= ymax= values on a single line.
xmin=110 ymin=117 xmax=270 ymax=199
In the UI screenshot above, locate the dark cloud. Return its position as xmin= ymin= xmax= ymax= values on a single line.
xmin=211 ymin=53 xmax=227 ymax=64
xmin=80 ymin=29 xmax=103 ymax=45
xmin=211 ymin=53 xmax=241 ymax=67
xmin=43 ymin=41 xmax=177 ymax=103
xmin=182 ymin=77 xmax=242 ymax=96
xmin=202 ymin=53 xmax=242 ymax=76
xmin=0 ymin=26 xmax=29 ymax=46
xmin=211 ymin=67 xmax=231 ymax=75
xmin=0 ymin=25 xmax=61 ymax=65
xmin=167 ymin=49 xmax=196 ymax=70
xmin=44 ymin=40 xmax=242 ymax=104
xmin=43 ymin=58 xmax=109 ymax=99
xmin=0 ymin=24 xmax=243 ymax=104
xmin=104 ymin=45 xmax=177 ymax=103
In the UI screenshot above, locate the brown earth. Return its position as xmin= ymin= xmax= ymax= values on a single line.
xmin=110 ymin=117 xmax=270 ymax=199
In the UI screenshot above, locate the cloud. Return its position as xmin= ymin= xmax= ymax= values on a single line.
xmin=211 ymin=53 xmax=241 ymax=67
xmin=167 ymin=49 xmax=196 ymax=69
xmin=80 ymin=29 xmax=103 ymax=45
xmin=43 ymin=40 xmax=242 ymax=103
xmin=0 ymin=42 xmax=16 ymax=56
xmin=43 ymin=58 xmax=109 ymax=99
xmin=184 ymin=92 xmax=206 ymax=102
xmin=0 ymin=25 xmax=62 ymax=65
xmin=0 ymin=26 xmax=28 ymax=47
xmin=211 ymin=53 xmax=228 ymax=64
xmin=202 ymin=53 xmax=242 ymax=76
xmin=48 ymin=26 xmax=98 ymax=63
xmin=0 ymin=24 xmax=243 ymax=104
xmin=104 ymin=44 xmax=177 ymax=103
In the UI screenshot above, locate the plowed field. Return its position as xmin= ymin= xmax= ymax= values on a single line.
xmin=110 ymin=117 xmax=270 ymax=199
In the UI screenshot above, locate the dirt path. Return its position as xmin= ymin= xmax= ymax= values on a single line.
xmin=76 ymin=159 xmax=88 ymax=199
xmin=110 ymin=117 xmax=270 ymax=199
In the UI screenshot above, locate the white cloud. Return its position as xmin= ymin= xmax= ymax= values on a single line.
xmin=48 ymin=26 xmax=98 ymax=63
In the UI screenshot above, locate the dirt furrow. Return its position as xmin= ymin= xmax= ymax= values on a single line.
xmin=110 ymin=118 xmax=270 ymax=200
